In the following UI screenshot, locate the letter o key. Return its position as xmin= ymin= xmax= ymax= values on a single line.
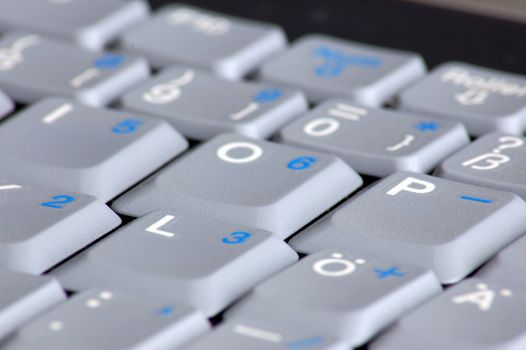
xmin=217 ymin=142 xmax=263 ymax=164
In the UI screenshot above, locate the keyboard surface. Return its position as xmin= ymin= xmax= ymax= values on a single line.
xmin=0 ymin=1 xmax=525 ymax=349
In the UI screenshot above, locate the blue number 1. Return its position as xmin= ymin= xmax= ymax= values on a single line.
xmin=41 ymin=195 xmax=76 ymax=209
xmin=222 ymin=231 xmax=252 ymax=245
xmin=112 ymin=119 xmax=143 ymax=135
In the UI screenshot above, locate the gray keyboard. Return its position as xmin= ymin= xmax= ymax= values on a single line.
xmin=0 ymin=1 xmax=525 ymax=349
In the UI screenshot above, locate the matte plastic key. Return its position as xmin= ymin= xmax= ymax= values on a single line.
xmin=0 ymin=88 xmax=13 ymax=120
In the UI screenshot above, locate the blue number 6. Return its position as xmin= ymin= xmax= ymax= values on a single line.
xmin=287 ymin=156 xmax=317 ymax=170
xmin=41 ymin=195 xmax=76 ymax=209
xmin=112 ymin=119 xmax=143 ymax=135
xmin=222 ymin=231 xmax=252 ymax=245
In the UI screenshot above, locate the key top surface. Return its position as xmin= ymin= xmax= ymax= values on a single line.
xmin=397 ymin=62 xmax=526 ymax=136
xmin=371 ymin=278 xmax=526 ymax=350
xmin=121 ymin=66 xmax=307 ymax=140
xmin=0 ymin=32 xmax=149 ymax=106
xmin=112 ymin=133 xmax=363 ymax=238
xmin=0 ymin=0 xmax=149 ymax=51
xmin=120 ymin=4 xmax=286 ymax=80
xmin=53 ymin=210 xmax=298 ymax=316
xmin=2 ymin=289 xmax=210 ymax=350
xmin=436 ymin=133 xmax=526 ymax=200
xmin=228 ymin=249 xmax=440 ymax=346
xmin=259 ymin=34 xmax=425 ymax=106
xmin=0 ymin=97 xmax=188 ymax=201
xmin=0 ymin=181 xmax=120 ymax=273
xmin=290 ymin=172 xmax=526 ymax=283
xmin=278 ymin=99 xmax=469 ymax=177
xmin=0 ymin=88 xmax=13 ymax=120
xmin=0 ymin=271 xmax=65 ymax=341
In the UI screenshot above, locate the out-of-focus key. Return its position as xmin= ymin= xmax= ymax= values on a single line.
xmin=112 ymin=133 xmax=363 ymax=238
xmin=0 ymin=89 xmax=13 ymax=120
xmin=0 ymin=271 xmax=65 ymax=341
xmin=121 ymin=66 xmax=307 ymax=140
xmin=0 ymin=181 xmax=120 ymax=273
xmin=278 ymin=99 xmax=469 ymax=177
xmin=0 ymin=98 xmax=188 ymax=201
xmin=436 ymin=133 xmax=526 ymax=200
xmin=290 ymin=172 xmax=526 ymax=283
xmin=259 ymin=34 xmax=426 ymax=106
xmin=120 ymin=4 xmax=286 ymax=80
xmin=53 ymin=210 xmax=298 ymax=316
xmin=228 ymin=249 xmax=440 ymax=346
xmin=372 ymin=278 xmax=526 ymax=350
xmin=0 ymin=32 xmax=149 ymax=106
xmin=2 ymin=289 xmax=210 ymax=350
xmin=0 ymin=0 xmax=149 ymax=51
xmin=397 ymin=62 xmax=526 ymax=136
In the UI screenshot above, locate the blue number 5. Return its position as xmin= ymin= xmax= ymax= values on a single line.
xmin=41 ymin=195 xmax=76 ymax=209
xmin=112 ymin=119 xmax=143 ymax=135
xmin=222 ymin=231 xmax=252 ymax=245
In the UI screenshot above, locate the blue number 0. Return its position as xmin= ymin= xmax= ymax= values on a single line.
xmin=41 ymin=195 xmax=76 ymax=209
xmin=222 ymin=231 xmax=252 ymax=245
xmin=112 ymin=119 xmax=143 ymax=135
xmin=287 ymin=156 xmax=317 ymax=170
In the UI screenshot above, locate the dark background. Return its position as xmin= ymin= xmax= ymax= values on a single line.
xmin=148 ymin=0 xmax=526 ymax=75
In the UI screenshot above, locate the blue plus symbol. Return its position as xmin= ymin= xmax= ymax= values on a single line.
xmin=94 ymin=54 xmax=125 ymax=69
xmin=253 ymin=88 xmax=282 ymax=103
xmin=416 ymin=121 xmax=441 ymax=132
xmin=374 ymin=266 xmax=405 ymax=279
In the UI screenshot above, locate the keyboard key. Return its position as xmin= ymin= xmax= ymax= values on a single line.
xmin=0 ymin=32 xmax=149 ymax=106
xmin=0 ymin=88 xmax=13 ymax=119
xmin=436 ymin=132 xmax=526 ymax=200
xmin=187 ymin=318 xmax=346 ymax=350
xmin=0 ymin=97 xmax=188 ymax=201
xmin=228 ymin=249 xmax=440 ymax=346
xmin=112 ymin=133 xmax=363 ymax=238
xmin=120 ymin=4 xmax=286 ymax=80
xmin=278 ymin=99 xmax=469 ymax=177
xmin=2 ymin=289 xmax=210 ymax=350
xmin=0 ymin=271 xmax=65 ymax=340
xmin=290 ymin=172 xmax=526 ymax=283
xmin=121 ymin=66 xmax=307 ymax=140
xmin=53 ymin=210 xmax=298 ymax=316
xmin=259 ymin=34 xmax=426 ymax=106
xmin=0 ymin=181 xmax=120 ymax=273
xmin=0 ymin=0 xmax=149 ymax=51
xmin=371 ymin=278 xmax=526 ymax=350
xmin=397 ymin=62 xmax=526 ymax=136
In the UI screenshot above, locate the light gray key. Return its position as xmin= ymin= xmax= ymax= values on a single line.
xmin=112 ymin=133 xmax=363 ymax=238
xmin=371 ymin=278 xmax=526 ymax=350
xmin=0 ymin=0 xmax=149 ymax=51
xmin=397 ymin=62 xmax=526 ymax=136
xmin=228 ymin=249 xmax=440 ymax=346
xmin=259 ymin=34 xmax=426 ymax=106
xmin=0 ymin=32 xmax=149 ymax=106
xmin=0 ymin=181 xmax=120 ymax=273
xmin=2 ymin=288 xmax=210 ymax=350
xmin=120 ymin=4 xmax=286 ymax=80
xmin=436 ymin=133 xmax=526 ymax=200
xmin=187 ymin=318 xmax=347 ymax=350
xmin=53 ymin=210 xmax=298 ymax=316
xmin=0 ymin=88 xmax=13 ymax=120
xmin=278 ymin=99 xmax=469 ymax=177
xmin=290 ymin=172 xmax=526 ymax=283
xmin=0 ymin=271 xmax=65 ymax=341
xmin=121 ymin=66 xmax=307 ymax=140
xmin=0 ymin=97 xmax=188 ymax=201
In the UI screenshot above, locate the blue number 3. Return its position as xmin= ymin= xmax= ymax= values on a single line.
xmin=112 ymin=119 xmax=143 ymax=135
xmin=41 ymin=195 xmax=76 ymax=209
xmin=222 ymin=231 xmax=252 ymax=245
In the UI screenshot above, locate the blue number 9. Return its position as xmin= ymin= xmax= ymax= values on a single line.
xmin=222 ymin=231 xmax=252 ymax=245
xmin=112 ymin=119 xmax=143 ymax=135
xmin=287 ymin=156 xmax=317 ymax=170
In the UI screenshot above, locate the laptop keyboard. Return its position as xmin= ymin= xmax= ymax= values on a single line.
xmin=0 ymin=1 xmax=525 ymax=349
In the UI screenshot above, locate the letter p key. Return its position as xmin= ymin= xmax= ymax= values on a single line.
xmin=387 ymin=177 xmax=436 ymax=196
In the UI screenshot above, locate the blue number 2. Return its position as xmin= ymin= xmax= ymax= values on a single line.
xmin=288 ymin=156 xmax=317 ymax=170
xmin=112 ymin=119 xmax=143 ymax=135
xmin=222 ymin=231 xmax=252 ymax=245
xmin=41 ymin=195 xmax=76 ymax=209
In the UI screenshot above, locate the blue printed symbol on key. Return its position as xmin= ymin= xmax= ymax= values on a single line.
xmin=94 ymin=54 xmax=125 ymax=70
xmin=112 ymin=119 xmax=143 ymax=135
xmin=41 ymin=195 xmax=76 ymax=209
xmin=288 ymin=156 xmax=317 ymax=170
xmin=222 ymin=231 xmax=252 ymax=245
xmin=287 ymin=336 xmax=325 ymax=349
xmin=253 ymin=88 xmax=282 ymax=103
xmin=416 ymin=121 xmax=441 ymax=132
xmin=374 ymin=266 xmax=405 ymax=279
xmin=157 ymin=306 xmax=175 ymax=317
xmin=459 ymin=195 xmax=493 ymax=204
xmin=313 ymin=46 xmax=383 ymax=77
